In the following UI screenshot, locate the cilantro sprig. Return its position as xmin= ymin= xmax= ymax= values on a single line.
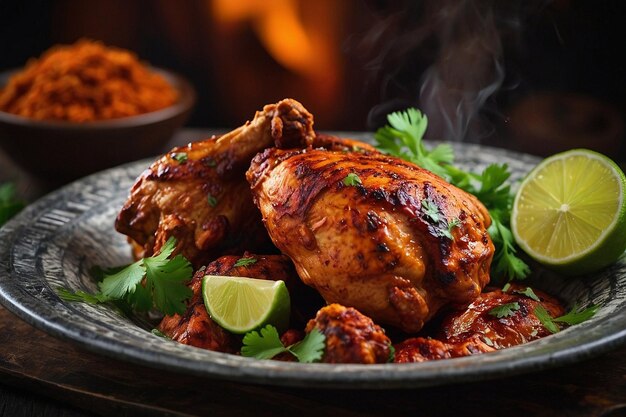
xmin=488 ymin=302 xmax=520 ymax=318
xmin=58 ymin=237 xmax=193 ymax=315
xmin=535 ymin=304 xmax=599 ymax=334
xmin=0 ymin=183 xmax=25 ymax=227
xmin=374 ymin=108 xmax=530 ymax=281
xmin=241 ymin=325 xmax=325 ymax=363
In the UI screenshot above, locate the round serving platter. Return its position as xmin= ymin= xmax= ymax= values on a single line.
xmin=1 ymin=141 xmax=625 ymax=389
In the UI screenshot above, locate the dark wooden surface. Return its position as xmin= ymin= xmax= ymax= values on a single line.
xmin=2 ymin=130 xmax=626 ymax=416
xmin=1 ymin=304 xmax=626 ymax=417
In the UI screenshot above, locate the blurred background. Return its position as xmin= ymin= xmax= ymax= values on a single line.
xmin=0 ymin=0 xmax=625 ymax=168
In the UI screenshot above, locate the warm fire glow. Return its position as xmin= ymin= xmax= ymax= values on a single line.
xmin=210 ymin=0 xmax=339 ymax=102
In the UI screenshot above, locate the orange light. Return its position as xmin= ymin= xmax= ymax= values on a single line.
xmin=211 ymin=0 xmax=336 ymax=82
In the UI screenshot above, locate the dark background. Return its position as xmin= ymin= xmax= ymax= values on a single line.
xmin=1 ymin=0 xmax=625 ymax=158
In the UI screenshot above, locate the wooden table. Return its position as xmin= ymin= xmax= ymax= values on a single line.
xmin=1 ymin=130 xmax=626 ymax=417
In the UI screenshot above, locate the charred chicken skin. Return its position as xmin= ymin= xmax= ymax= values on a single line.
xmin=394 ymin=285 xmax=565 ymax=362
xmin=247 ymin=146 xmax=494 ymax=333
xmin=115 ymin=98 xmax=315 ymax=268
xmin=158 ymin=253 xmax=299 ymax=352
xmin=306 ymin=303 xmax=392 ymax=364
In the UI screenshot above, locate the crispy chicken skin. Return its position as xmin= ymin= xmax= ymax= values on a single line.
xmin=394 ymin=285 xmax=565 ymax=362
xmin=247 ymin=146 xmax=494 ymax=333
xmin=157 ymin=253 xmax=299 ymax=352
xmin=306 ymin=304 xmax=391 ymax=364
xmin=115 ymin=98 xmax=315 ymax=268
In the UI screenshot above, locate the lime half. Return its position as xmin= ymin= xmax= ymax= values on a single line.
xmin=511 ymin=149 xmax=626 ymax=275
xmin=202 ymin=275 xmax=290 ymax=334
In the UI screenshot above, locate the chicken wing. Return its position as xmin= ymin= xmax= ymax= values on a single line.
xmin=247 ymin=146 xmax=494 ymax=333
xmin=115 ymin=98 xmax=315 ymax=268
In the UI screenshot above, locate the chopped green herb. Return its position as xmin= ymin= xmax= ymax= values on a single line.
xmin=534 ymin=304 xmax=599 ymax=334
xmin=57 ymin=237 xmax=193 ymax=315
xmin=172 ymin=152 xmax=188 ymax=163
xmin=374 ymin=108 xmax=530 ymax=281
xmin=204 ymin=157 xmax=217 ymax=167
xmin=387 ymin=343 xmax=396 ymax=363
xmin=151 ymin=328 xmax=170 ymax=339
xmin=0 ymin=183 xmax=25 ymax=227
xmin=234 ymin=256 xmax=257 ymax=267
xmin=241 ymin=325 xmax=325 ymax=363
xmin=502 ymin=283 xmax=511 ymax=293
xmin=421 ymin=198 xmax=440 ymax=223
xmin=442 ymin=217 xmax=461 ymax=240
xmin=554 ymin=304 xmax=599 ymax=325
xmin=534 ymin=305 xmax=560 ymax=334
xmin=488 ymin=302 xmax=520 ymax=318
xmin=514 ymin=287 xmax=541 ymax=302
xmin=207 ymin=194 xmax=218 ymax=207
xmin=343 ymin=172 xmax=362 ymax=187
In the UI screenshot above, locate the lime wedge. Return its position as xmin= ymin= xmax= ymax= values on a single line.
xmin=511 ymin=149 xmax=626 ymax=275
xmin=202 ymin=275 xmax=290 ymax=334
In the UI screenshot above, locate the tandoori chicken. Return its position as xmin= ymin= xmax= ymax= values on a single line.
xmin=247 ymin=146 xmax=494 ymax=333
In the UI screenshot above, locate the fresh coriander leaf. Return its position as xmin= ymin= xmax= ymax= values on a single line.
xmin=343 ymin=173 xmax=362 ymax=187
xmin=387 ymin=343 xmax=396 ymax=363
xmin=171 ymin=152 xmax=188 ymax=163
xmin=442 ymin=217 xmax=461 ymax=240
xmin=534 ymin=305 xmax=560 ymax=333
xmin=489 ymin=302 xmax=520 ymax=318
xmin=63 ymin=237 xmax=193 ymax=316
xmin=289 ymin=328 xmax=325 ymax=363
xmin=489 ymin=212 xmax=530 ymax=281
xmin=98 ymin=260 xmax=146 ymax=300
xmin=207 ymin=194 xmax=218 ymax=207
xmin=144 ymin=254 xmax=193 ymax=315
xmin=126 ymin=280 xmax=153 ymax=312
xmin=421 ymin=198 xmax=440 ymax=223
xmin=57 ymin=287 xmax=109 ymax=304
xmin=514 ymin=287 xmax=541 ymax=302
xmin=234 ymin=257 xmax=257 ymax=267
xmin=241 ymin=325 xmax=288 ymax=360
xmin=553 ymin=304 xmax=599 ymax=325
xmin=0 ymin=183 xmax=25 ymax=227
xmin=373 ymin=108 xmax=531 ymax=282
xmin=502 ymin=283 xmax=511 ymax=292
xmin=151 ymin=328 xmax=171 ymax=339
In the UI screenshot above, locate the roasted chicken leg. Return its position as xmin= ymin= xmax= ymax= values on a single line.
xmin=247 ymin=146 xmax=494 ymax=333
xmin=115 ymin=99 xmax=315 ymax=267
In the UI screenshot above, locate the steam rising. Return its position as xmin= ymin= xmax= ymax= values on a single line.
xmin=360 ymin=0 xmax=537 ymax=142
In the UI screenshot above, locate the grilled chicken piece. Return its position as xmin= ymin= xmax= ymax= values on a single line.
xmin=115 ymin=98 xmax=315 ymax=268
xmin=247 ymin=146 xmax=494 ymax=333
xmin=157 ymin=253 xmax=300 ymax=352
xmin=394 ymin=285 xmax=565 ymax=362
xmin=305 ymin=304 xmax=391 ymax=364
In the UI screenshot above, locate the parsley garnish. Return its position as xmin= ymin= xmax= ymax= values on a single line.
xmin=488 ymin=302 xmax=520 ymax=318
xmin=207 ymin=194 xmax=218 ymax=207
xmin=0 ymin=183 xmax=25 ymax=227
xmin=172 ymin=152 xmax=188 ymax=163
xmin=241 ymin=325 xmax=325 ymax=363
xmin=421 ymin=198 xmax=440 ymax=223
xmin=535 ymin=304 xmax=599 ymax=334
xmin=234 ymin=256 xmax=257 ymax=267
xmin=57 ymin=237 xmax=193 ymax=315
xmin=375 ymin=108 xmax=530 ymax=281
xmin=514 ymin=287 xmax=541 ymax=302
xmin=343 ymin=173 xmax=362 ymax=187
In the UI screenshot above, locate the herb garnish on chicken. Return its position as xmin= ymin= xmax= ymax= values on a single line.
xmin=374 ymin=108 xmax=530 ymax=281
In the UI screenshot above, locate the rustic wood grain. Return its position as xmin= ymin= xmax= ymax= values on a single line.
xmin=1 ymin=305 xmax=625 ymax=417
